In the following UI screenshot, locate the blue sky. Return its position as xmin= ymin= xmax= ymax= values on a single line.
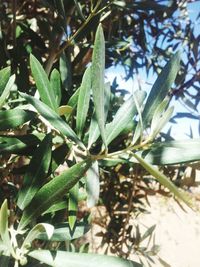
xmin=106 ymin=1 xmax=200 ymax=140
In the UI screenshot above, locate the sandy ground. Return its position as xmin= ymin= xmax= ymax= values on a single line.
xmin=87 ymin=193 xmax=200 ymax=267
xmin=135 ymin=195 xmax=200 ymax=267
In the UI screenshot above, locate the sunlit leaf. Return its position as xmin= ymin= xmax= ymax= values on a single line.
xmin=18 ymin=159 xmax=92 ymax=230
xmin=0 ymin=67 xmax=11 ymax=96
xmin=21 ymin=223 xmax=54 ymax=251
xmin=133 ymin=51 xmax=181 ymax=143
xmin=91 ymin=24 xmax=107 ymax=149
xmin=68 ymin=182 xmax=79 ymax=231
xmin=0 ymin=75 xmax=15 ymax=109
xmin=37 ymin=221 xmax=90 ymax=241
xmin=86 ymin=161 xmax=100 ymax=208
xmin=30 ymin=54 xmax=57 ymax=112
xmin=133 ymin=153 xmax=192 ymax=206
xmin=29 ymin=250 xmax=142 ymax=267
xmin=20 ymin=92 xmax=84 ymax=148
xmin=105 ymin=90 xmax=146 ymax=146
xmin=137 ymin=139 xmax=200 ymax=165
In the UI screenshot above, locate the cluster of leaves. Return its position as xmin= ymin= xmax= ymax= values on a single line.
xmin=0 ymin=22 xmax=200 ymax=267
xmin=0 ymin=1 xmax=200 ymax=267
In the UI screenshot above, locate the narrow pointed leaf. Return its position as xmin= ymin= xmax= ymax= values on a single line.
xmin=29 ymin=250 xmax=142 ymax=267
xmin=0 ymin=67 xmax=11 ymax=95
xmin=91 ymin=24 xmax=106 ymax=148
xmin=133 ymin=153 xmax=192 ymax=206
xmin=30 ymin=54 xmax=57 ymax=112
xmin=21 ymin=223 xmax=54 ymax=251
xmin=50 ymin=144 xmax=69 ymax=174
xmin=37 ymin=221 xmax=90 ymax=241
xmin=150 ymin=106 xmax=174 ymax=139
xmin=0 ymin=109 xmax=35 ymax=130
xmin=138 ymin=139 xmax=200 ymax=165
xmin=88 ymin=83 xmax=111 ymax=148
xmin=150 ymin=99 xmax=169 ymax=132
xmin=0 ymin=200 xmax=12 ymax=254
xmin=60 ymin=52 xmax=72 ymax=91
xmin=50 ymin=68 xmax=62 ymax=107
xmin=68 ymin=182 xmax=79 ymax=231
xmin=76 ymin=67 xmax=91 ymax=137
xmin=106 ymin=90 xmax=146 ymax=146
xmin=20 ymin=92 xmax=83 ymax=148
xmin=67 ymin=87 xmax=80 ymax=108
xmin=143 ymin=51 xmax=180 ymax=124
xmin=17 ymin=134 xmax=52 ymax=210
xmin=133 ymin=51 xmax=181 ymax=142
xmin=0 ymin=135 xmax=40 ymax=155
xmin=0 ymin=75 xmax=15 ymax=108
xmin=18 ymin=159 xmax=92 ymax=230
xmin=86 ymin=161 xmax=100 ymax=208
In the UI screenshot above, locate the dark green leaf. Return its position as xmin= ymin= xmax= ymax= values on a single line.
xmin=17 ymin=134 xmax=52 ymax=210
xmin=91 ymin=24 xmax=107 ymax=149
xmin=0 ymin=109 xmax=35 ymax=130
xmin=60 ymin=52 xmax=72 ymax=91
xmin=68 ymin=182 xmax=79 ymax=231
xmin=29 ymin=250 xmax=142 ymax=267
xmin=76 ymin=67 xmax=91 ymax=138
xmin=18 ymin=159 xmax=92 ymax=230
xmin=20 ymin=92 xmax=84 ymax=148
xmin=0 ymin=135 xmax=40 ymax=155
xmin=50 ymin=144 xmax=69 ymax=174
xmin=50 ymin=68 xmax=62 ymax=107
xmin=30 ymin=54 xmax=57 ymax=112
xmin=0 ymin=67 xmax=11 ymax=96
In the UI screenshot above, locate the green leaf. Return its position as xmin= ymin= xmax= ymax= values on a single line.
xmin=0 ymin=135 xmax=40 ymax=155
xmin=50 ymin=144 xmax=69 ymax=174
xmin=0 ymin=75 xmax=15 ymax=109
xmin=0 ymin=200 xmax=12 ymax=255
xmin=105 ymin=90 xmax=147 ymax=146
xmin=30 ymin=54 xmax=57 ymax=112
xmin=0 ymin=67 xmax=11 ymax=96
xmin=76 ymin=67 xmax=91 ymax=138
xmin=18 ymin=159 xmax=92 ymax=230
xmin=138 ymin=139 xmax=200 ymax=165
xmin=150 ymin=99 xmax=169 ymax=132
xmin=42 ymin=200 xmax=68 ymax=215
xmin=86 ymin=161 xmax=100 ymax=208
xmin=133 ymin=153 xmax=192 ymax=206
xmin=20 ymin=92 xmax=84 ymax=148
xmin=29 ymin=250 xmax=142 ymax=267
xmin=88 ymin=83 xmax=111 ymax=149
xmin=37 ymin=221 xmax=90 ymax=241
xmin=68 ymin=182 xmax=79 ymax=231
xmin=91 ymin=24 xmax=107 ymax=149
xmin=67 ymin=88 xmax=80 ymax=108
xmin=150 ymin=106 xmax=174 ymax=139
xmin=60 ymin=52 xmax=72 ymax=91
xmin=133 ymin=51 xmax=181 ymax=143
xmin=0 ymin=109 xmax=35 ymax=130
xmin=17 ymin=134 xmax=52 ymax=210
xmin=21 ymin=223 xmax=54 ymax=252
xmin=50 ymin=68 xmax=62 ymax=107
